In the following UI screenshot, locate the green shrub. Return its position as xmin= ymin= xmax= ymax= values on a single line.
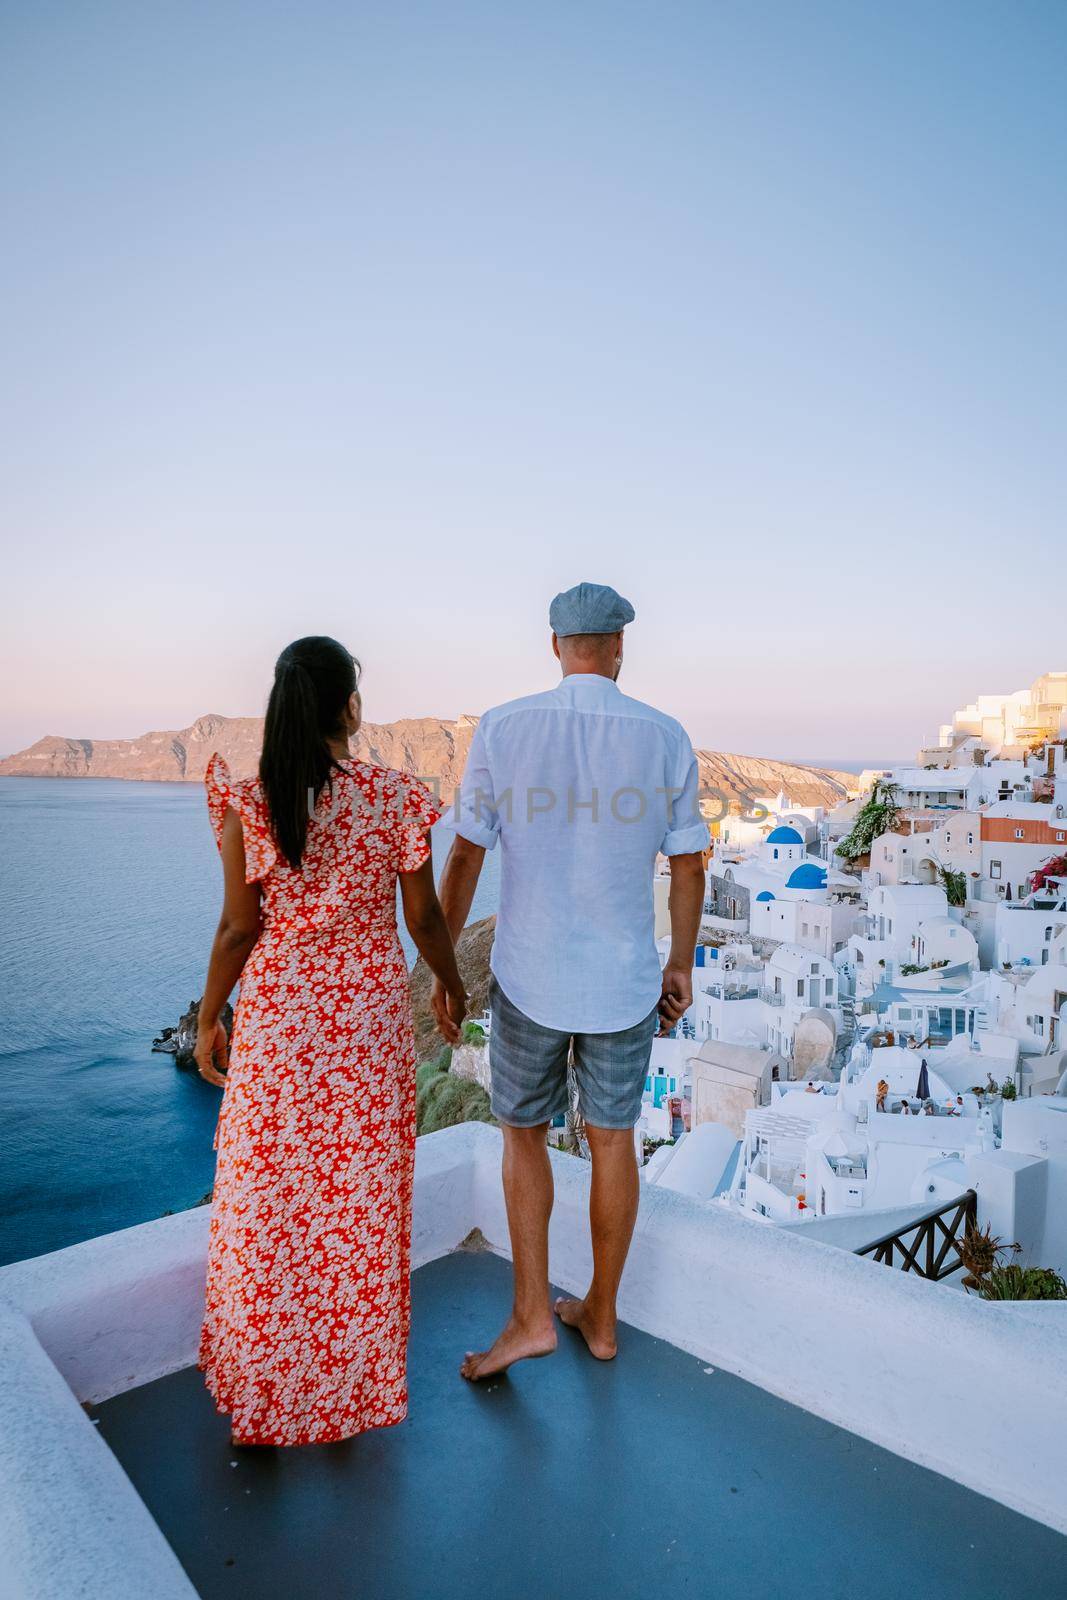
xmin=417 ymin=1070 xmax=494 ymax=1135
xmin=840 ymin=779 xmax=901 ymax=864
xmin=939 ymin=867 xmax=968 ymax=908
xmin=415 ymin=1048 xmax=451 ymax=1096
xmin=979 ymin=1264 xmax=1067 ymax=1301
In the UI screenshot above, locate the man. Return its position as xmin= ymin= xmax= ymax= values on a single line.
xmin=432 ymin=582 xmax=709 ymax=1381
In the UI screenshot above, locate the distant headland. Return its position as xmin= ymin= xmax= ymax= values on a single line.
xmin=0 ymin=712 xmax=858 ymax=809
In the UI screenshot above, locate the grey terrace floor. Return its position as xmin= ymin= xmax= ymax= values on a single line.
xmin=92 ymin=1250 xmax=1067 ymax=1600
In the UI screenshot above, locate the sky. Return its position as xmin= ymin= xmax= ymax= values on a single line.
xmin=1 ymin=0 xmax=1064 ymax=761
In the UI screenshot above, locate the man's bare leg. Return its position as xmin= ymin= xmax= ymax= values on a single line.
xmin=460 ymin=1123 xmax=558 ymax=1381
xmin=554 ymin=1124 xmax=639 ymax=1360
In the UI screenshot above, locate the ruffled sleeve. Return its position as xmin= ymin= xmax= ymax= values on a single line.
xmin=205 ymin=753 xmax=278 ymax=883
xmin=397 ymin=776 xmax=445 ymax=873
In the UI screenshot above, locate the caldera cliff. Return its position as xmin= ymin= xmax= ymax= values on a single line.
xmin=0 ymin=713 xmax=857 ymax=805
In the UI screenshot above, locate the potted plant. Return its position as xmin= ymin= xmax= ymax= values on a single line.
xmin=956 ymin=1223 xmax=1015 ymax=1291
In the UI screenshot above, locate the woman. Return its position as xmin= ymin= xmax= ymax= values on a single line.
xmin=193 ymin=636 xmax=467 ymax=1447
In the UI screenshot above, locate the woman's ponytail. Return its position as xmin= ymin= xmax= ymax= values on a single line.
xmin=259 ymin=637 xmax=359 ymax=869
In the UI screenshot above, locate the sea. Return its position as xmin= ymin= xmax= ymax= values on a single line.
xmin=0 ymin=778 xmax=500 ymax=1267
xmin=0 ymin=758 xmax=894 ymax=1268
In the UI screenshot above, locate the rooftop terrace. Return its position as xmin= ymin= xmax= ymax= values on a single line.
xmin=91 ymin=1249 xmax=1067 ymax=1600
xmin=2 ymin=1122 xmax=1067 ymax=1598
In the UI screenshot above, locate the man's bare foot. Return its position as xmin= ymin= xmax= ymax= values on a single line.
xmin=460 ymin=1315 xmax=557 ymax=1381
xmin=553 ymin=1296 xmax=618 ymax=1361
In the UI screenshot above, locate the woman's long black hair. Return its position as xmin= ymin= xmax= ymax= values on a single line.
xmin=259 ymin=636 xmax=360 ymax=870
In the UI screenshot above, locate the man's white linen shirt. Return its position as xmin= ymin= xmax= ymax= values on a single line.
xmin=451 ymin=673 xmax=710 ymax=1032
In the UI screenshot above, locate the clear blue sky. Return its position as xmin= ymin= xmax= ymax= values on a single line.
xmin=2 ymin=1 xmax=1064 ymax=760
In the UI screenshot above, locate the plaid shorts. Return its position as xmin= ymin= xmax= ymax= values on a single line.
xmin=488 ymin=974 xmax=658 ymax=1131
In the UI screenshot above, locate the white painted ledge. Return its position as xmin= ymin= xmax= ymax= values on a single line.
xmin=0 ymin=1123 xmax=481 ymax=1407
xmin=0 ymin=1301 xmax=197 ymax=1600
xmin=470 ymin=1122 xmax=1067 ymax=1535
xmin=0 ymin=1125 xmax=481 ymax=1600
xmin=1 ymin=1118 xmax=1065 ymax=1600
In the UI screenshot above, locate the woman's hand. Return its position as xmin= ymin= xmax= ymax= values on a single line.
xmin=194 ymin=1018 xmax=230 ymax=1087
xmin=431 ymin=977 xmax=467 ymax=1045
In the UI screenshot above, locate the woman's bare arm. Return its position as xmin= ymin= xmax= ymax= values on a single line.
xmin=398 ymin=846 xmax=467 ymax=1044
xmin=194 ymin=808 xmax=262 ymax=1086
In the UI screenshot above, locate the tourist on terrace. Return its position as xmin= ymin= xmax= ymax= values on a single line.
xmin=434 ymin=583 xmax=710 ymax=1380
xmin=193 ymin=636 xmax=467 ymax=1446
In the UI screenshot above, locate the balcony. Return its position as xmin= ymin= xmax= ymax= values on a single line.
xmin=701 ymin=980 xmax=761 ymax=1001
xmin=2 ymin=1123 xmax=1067 ymax=1597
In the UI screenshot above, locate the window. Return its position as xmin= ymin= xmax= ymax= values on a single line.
xmin=967 ymin=832 xmax=974 ymax=846
xmin=796 ymin=980 xmax=804 ymax=998
xmin=1014 ymin=828 xmax=1025 ymax=840
xmin=1057 ymin=832 xmax=1065 ymax=843
xmin=938 ymin=792 xmax=947 ymax=805
xmin=990 ymin=861 xmax=1002 ymax=880
xmin=946 ymin=832 xmax=952 ymax=844
xmin=825 ymin=978 xmax=833 ymax=996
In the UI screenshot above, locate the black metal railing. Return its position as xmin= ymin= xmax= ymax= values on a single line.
xmin=855 ymin=1190 xmax=977 ymax=1282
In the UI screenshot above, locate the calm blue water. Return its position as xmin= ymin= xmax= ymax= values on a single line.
xmin=0 ymin=778 xmax=499 ymax=1267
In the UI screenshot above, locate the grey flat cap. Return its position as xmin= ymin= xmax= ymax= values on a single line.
xmin=549 ymin=581 xmax=635 ymax=637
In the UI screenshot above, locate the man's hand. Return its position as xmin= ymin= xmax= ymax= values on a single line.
xmin=657 ymin=961 xmax=693 ymax=1036
xmin=431 ymin=976 xmax=468 ymax=1045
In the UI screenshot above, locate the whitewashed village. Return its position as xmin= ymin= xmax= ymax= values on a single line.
xmin=459 ymin=670 xmax=1067 ymax=1289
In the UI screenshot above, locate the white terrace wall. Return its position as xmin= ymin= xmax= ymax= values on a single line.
xmin=1 ymin=1121 xmax=1066 ymax=1600
xmin=470 ymin=1124 xmax=1067 ymax=1535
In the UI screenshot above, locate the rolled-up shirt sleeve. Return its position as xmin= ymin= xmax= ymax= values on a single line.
xmin=660 ymin=735 xmax=711 ymax=855
xmin=453 ymin=721 xmax=501 ymax=850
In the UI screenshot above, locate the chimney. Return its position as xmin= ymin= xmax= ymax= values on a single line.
xmin=972 ymin=748 xmax=986 ymax=766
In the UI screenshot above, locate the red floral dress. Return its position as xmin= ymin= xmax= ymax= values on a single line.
xmin=199 ymin=753 xmax=442 ymax=1446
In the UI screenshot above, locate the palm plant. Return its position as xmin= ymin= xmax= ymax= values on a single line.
xmin=839 ymin=779 xmax=902 ymax=865
xmin=939 ymin=866 xmax=968 ymax=907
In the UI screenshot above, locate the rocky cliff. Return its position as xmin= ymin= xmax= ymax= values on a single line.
xmin=0 ymin=712 xmax=479 ymax=795
xmin=693 ymin=749 xmax=856 ymax=809
xmin=0 ymin=711 xmax=854 ymax=806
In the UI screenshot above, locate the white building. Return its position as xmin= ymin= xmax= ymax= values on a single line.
xmin=707 ymin=824 xmax=862 ymax=957
xmin=867 ymin=822 xmax=944 ymax=888
xmin=636 ymin=1035 xmax=692 ymax=1142
xmin=928 ymin=672 xmax=1067 ymax=759
xmin=994 ymin=876 xmax=1067 ymax=971
xmin=716 ymin=791 xmax=825 ymax=852
xmin=976 ymin=799 xmax=1067 ymax=905
xmin=689 ymin=941 xmax=839 ymax=1069
xmin=723 ymin=1040 xmax=1062 ymax=1269
xmin=925 ymin=810 xmax=982 ymax=875
xmin=988 ymin=957 xmax=1067 ymax=1065
xmin=911 ymin=915 xmax=980 ymax=971
xmin=849 ymin=882 xmax=950 ymax=978
xmin=864 ymin=757 xmax=1041 ymax=821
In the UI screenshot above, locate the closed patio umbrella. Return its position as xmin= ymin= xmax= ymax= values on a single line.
xmin=916 ymin=1059 xmax=931 ymax=1102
